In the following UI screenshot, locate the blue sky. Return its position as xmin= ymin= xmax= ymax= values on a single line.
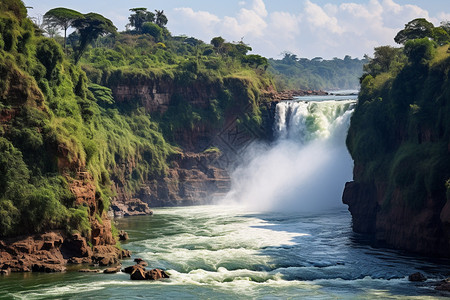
xmin=24 ymin=0 xmax=450 ymax=59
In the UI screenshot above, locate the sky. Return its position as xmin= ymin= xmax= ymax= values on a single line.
xmin=24 ymin=0 xmax=450 ymax=59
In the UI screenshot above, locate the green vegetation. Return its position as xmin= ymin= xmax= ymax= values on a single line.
xmin=268 ymin=53 xmax=367 ymax=90
xmin=0 ymin=1 xmax=273 ymax=238
xmin=347 ymin=18 xmax=450 ymax=210
xmin=43 ymin=8 xmax=84 ymax=51
xmin=394 ymin=18 xmax=450 ymax=45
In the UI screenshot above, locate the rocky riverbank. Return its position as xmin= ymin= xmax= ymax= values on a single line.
xmin=0 ymin=231 xmax=130 ymax=275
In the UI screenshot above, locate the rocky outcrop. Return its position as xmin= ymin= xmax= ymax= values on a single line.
xmin=111 ymin=79 xmax=220 ymax=115
xmin=109 ymin=151 xmax=231 ymax=216
xmin=139 ymin=151 xmax=231 ymax=207
xmin=0 ymin=170 xmax=132 ymax=274
xmin=0 ymin=232 xmax=65 ymax=273
xmin=0 ymin=231 xmax=131 ymax=273
xmin=124 ymin=260 xmax=170 ymax=281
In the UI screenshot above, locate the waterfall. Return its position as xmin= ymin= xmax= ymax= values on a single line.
xmin=223 ymin=99 xmax=356 ymax=212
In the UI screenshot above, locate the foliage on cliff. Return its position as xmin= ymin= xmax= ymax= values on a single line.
xmin=268 ymin=53 xmax=367 ymax=90
xmin=75 ymin=24 xmax=272 ymax=145
xmin=0 ymin=1 xmax=174 ymax=237
xmin=0 ymin=1 xmax=273 ymax=237
xmin=347 ymin=24 xmax=450 ymax=210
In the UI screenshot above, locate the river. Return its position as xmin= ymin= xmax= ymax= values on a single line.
xmin=1 ymin=205 xmax=449 ymax=299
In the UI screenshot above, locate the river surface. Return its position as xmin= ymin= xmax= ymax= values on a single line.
xmin=1 ymin=94 xmax=449 ymax=299
xmin=1 ymin=205 xmax=449 ymax=299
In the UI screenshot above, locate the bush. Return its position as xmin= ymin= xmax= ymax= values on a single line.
xmin=142 ymin=22 xmax=162 ymax=41
xmin=404 ymin=38 xmax=436 ymax=65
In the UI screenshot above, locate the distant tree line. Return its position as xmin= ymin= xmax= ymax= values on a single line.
xmin=268 ymin=53 xmax=367 ymax=90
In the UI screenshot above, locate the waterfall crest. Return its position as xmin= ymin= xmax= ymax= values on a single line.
xmin=223 ymin=99 xmax=356 ymax=212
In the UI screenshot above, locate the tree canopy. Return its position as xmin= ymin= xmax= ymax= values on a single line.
xmin=154 ymin=10 xmax=168 ymax=28
xmin=43 ymin=7 xmax=84 ymax=50
xmin=128 ymin=8 xmax=154 ymax=33
xmin=71 ymin=12 xmax=116 ymax=63
xmin=363 ymin=46 xmax=406 ymax=77
xmin=394 ymin=18 xmax=450 ymax=45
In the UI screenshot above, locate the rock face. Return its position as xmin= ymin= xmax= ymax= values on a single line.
xmin=139 ymin=152 xmax=231 ymax=208
xmin=106 ymin=77 xmax=275 ymax=215
xmin=343 ymin=53 xmax=450 ymax=258
xmin=0 ymin=171 xmax=131 ymax=274
xmin=0 ymin=232 xmax=65 ymax=273
xmin=109 ymin=151 xmax=231 ymax=215
xmin=0 ymin=231 xmax=131 ymax=273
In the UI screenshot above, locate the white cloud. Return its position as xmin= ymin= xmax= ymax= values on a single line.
xmin=437 ymin=13 xmax=450 ymax=23
xmin=252 ymin=0 xmax=268 ymax=17
xmin=304 ymin=0 xmax=343 ymax=34
xmin=170 ymin=0 xmax=448 ymax=59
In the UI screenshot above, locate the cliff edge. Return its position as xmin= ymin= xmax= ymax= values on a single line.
xmin=343 ymin=41 xmax=450 ymax=257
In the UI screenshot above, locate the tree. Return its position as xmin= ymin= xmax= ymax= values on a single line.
xmin=243 ymin=54 xmax=268 ymax=70
xmin=154 ymin=10 xmax=168 ymax=28
xmin=36 ymin=38 xmax=64 ymax=80
xmin=211 ymin=36 xmax=224 ymax=48
xmin=432 ymin=27 xmax=450 ymax=46
xmin=404 ymin=38 xmax=436 ymax=65
xmin=71 ymin=13 xmax=117 ymax=63
xmin=282 ymin=52 xmax=298 ymax=64
xmin=363 ymin=46 xmax=405 ymax=76
xmin=128 ymin=8 xmax=154 ymax=33
xmin=211 ymin=36 xmax=224 ymax=54
xmin=394 ymin=18 xmax=434 ymax=44
xmin=142 ymin=22 xmax=162 ymax=41
xmin=43 ymin=8 xmax=84 ymax=51
xmin=441 ymin=21 xmax=450 ymax=34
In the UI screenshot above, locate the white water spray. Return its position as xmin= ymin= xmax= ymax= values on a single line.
xmin=223 ymin=99 xmax=356 ymax=212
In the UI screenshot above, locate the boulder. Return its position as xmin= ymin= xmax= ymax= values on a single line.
xmin=0 ymin=268 xmax=11 ymax=275
xmin=408 ymin=272 xmax=427 ymax=282
xmin=79 ymin=269 xmax=101 ymax=273
xmin=119 ymin=249 xmax=131 ymax=259
xmin=123 ymin=264 xmax=145 ymax=274
xmin=118 ymin=230 xmax=129 ymax=241
xmin=146 ymin=268 xmax=170 ymax=280
xmin=97 ymin=255 xmax=118 ymax=266
xmin=436 ymin=280 xmax=450 ymax=291
xmin=104 ymin=265 xmax=121 ymax=274
xmin=134 ymin=258 xmax=148 ymax=267
xmin=130 ymin=267 xmax=147 ymax=280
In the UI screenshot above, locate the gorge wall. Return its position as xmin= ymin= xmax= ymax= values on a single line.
xmin=343 ymin=44 xmax=450 ymax=257
xmin=104 ymin=75 xmax=276 ymax=215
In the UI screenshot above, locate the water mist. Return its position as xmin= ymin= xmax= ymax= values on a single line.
xmin=222 ymin=100 xmax=356 ymax=212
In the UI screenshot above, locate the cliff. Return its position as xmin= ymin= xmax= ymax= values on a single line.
xmin=0 ymin=0 xmax=130 ymax=272
xmin=103 ymin=74 xmax=274 ymax=214
xmin=0 ymin=0 xmax=277 ymax=272
xmin=343 ymin=42 xmax=450 ymax=257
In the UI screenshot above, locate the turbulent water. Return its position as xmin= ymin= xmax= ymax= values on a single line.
xmin=1 ymin=206 xmax=449 ymax=299
xmin=1 ymin=96 xmax=449 ymax=299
